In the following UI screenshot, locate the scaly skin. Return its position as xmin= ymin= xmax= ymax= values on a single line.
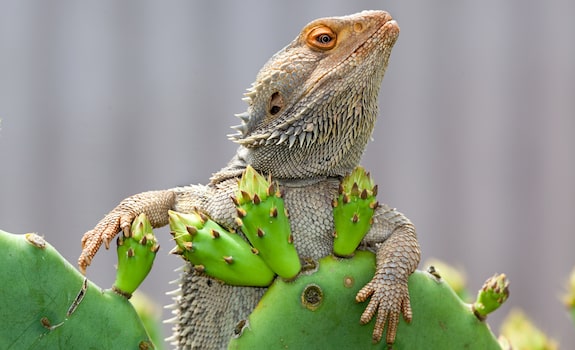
xmin=79 ymin=11 xmax=420 ymax=349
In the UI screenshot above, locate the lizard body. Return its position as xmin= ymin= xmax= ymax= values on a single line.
xmin=79 ymin=11 xmax=420 ymax=349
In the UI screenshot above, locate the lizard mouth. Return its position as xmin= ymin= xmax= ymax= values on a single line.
xmin=339 ymin=16 xmax=399 ymax=70
xmin=384 ymin=20 xmax=400 ymax=39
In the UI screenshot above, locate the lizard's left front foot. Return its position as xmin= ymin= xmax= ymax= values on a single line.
xmin=356 ymin=274 xmax=412 ymax=345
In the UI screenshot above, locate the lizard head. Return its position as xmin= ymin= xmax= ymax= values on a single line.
xmin=229 ymin=11 xmax=400 ymax=179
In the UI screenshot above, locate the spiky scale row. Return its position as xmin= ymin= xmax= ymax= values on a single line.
xmin=169 ymin=210 xmax=275 ymax=287
xmin=234 ymin=166 xmax=301 ymax=280
xmin=113 ymin=213 xmax=159 ymax=298
xmin=332 ymin=166 xmax=379 ymax=257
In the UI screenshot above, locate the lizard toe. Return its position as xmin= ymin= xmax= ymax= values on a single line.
xmin=372 ymin=305 xmax=388 ymax=343
xmin=402 ymin=295 xmax=413 ymax=323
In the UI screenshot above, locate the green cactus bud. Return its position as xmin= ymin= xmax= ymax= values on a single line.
xmin=332 ymin=166 xmax=378 ymax=257
xmin=472 ymin=273 xmax=510 ymax=320
xmin=113 ymin=213 xmax=159 ymax=298
xmin=169 ymin=210 xmax=275 ymax=287
xmin=235 ymin=166 xmax=301 ymax=280
xmin=500 ymin=309 xmax=558 ymax=349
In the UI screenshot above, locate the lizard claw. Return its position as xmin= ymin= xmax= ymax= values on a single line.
xmin=79 ymin=212 xmax=131 ymax=274
xmin=120 ymin=215 xmax=134 ymax=238
xmin=356 ymin=275 xmax=412 ymax=345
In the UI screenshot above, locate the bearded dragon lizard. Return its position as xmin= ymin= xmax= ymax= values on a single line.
xmin=79 ymin=10 xmax=421 ymax=348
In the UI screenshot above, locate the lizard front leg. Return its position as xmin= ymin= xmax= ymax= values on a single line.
xmin=79 ymin=190 xmax=176 ymax=274
xmin=356 ymin=204 xmax=421 ymax=345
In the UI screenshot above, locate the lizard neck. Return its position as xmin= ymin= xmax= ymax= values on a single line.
xmin=211 ymin=145 xmax=353 ymax=184
xmin=236 ymin=103 xmax=376 ymax=179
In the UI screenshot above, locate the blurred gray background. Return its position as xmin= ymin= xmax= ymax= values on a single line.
xmin=1 ymin=0 xmax=574 ymax=347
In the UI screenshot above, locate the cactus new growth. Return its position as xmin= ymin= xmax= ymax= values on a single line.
xmin=113 ymin=213 xmax=160 ymax=298
xmin=167 ymin=165 xmax=304 ymax=285
xmin=472 ymin=273 xmax=510 ymax=320
xmin=332 ymin=166 xmax=378 ymax=257
xmin=234 ymin=165 xmax=301 ymax=280
xmin=169 ymin=210 xmax=275 ymax=286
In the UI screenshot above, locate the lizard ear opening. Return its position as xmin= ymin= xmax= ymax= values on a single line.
xmin=306 ymin=25 xmax=337 ymax=51
xmin=268 ymin=92 xmax=284 ymax=116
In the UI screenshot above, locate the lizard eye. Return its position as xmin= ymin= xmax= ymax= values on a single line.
xmin=317 ymin=34 xmax=332 ymax=44
xmin=306 ymin=26 xmax=337 ymax=50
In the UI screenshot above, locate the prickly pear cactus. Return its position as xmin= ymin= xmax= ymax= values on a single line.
xmin=167 ymin=165 xmax=506 ymax=348
xmin=332 ymin=166 xmax=378 ymax=257
xmin=169 ymin=210 xmax=275 ymax=286
xmin=472 ymin=273 xmax=510 ymax=320
xmin=233 ymin=165 xmax=301 ymax=279
xmin=228 ymin=251 xmax=503 ymax=349
xmin=169 ymin=165 xmax=302 ymax=286
xmin=0 ymin=230 xmax=154 ymax=349
xmin=114 ymin=213 xmax=160 ymax=298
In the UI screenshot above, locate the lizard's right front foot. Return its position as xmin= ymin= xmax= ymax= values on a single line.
xmin=78 ymin=190 xmax=176 ymax=274
xmin=79 ymin=210 xmax=135 ymax=274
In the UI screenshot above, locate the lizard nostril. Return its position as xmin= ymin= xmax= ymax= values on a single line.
xmin=354 ymin=22 xmax=364 ymax=33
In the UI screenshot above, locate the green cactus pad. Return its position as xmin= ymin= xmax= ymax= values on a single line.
xmin=228 ymin=251 xmax=501 ymax=349
xmin=113 ymin=213 xmax=159 ymax=298
xmin=0 ymin=230 xmax=153 ymax=349
xmin=235 ymin=165 xmax=301 ymax=280
xmin=332 ymin=166 xmax=378 ymax=257
xmin=169 ymin=210 xmax=275 ymax=287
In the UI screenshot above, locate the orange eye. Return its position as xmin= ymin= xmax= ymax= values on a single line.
xmin=306 ymin=26 xmax=337 ymax=50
